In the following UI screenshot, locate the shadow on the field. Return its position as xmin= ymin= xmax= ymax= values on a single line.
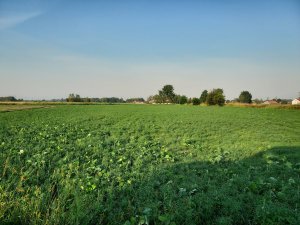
xmin=2 ymin=146 xmax=299 ymax=225
xmin=103 ymin=146 xmax=300 ymax=225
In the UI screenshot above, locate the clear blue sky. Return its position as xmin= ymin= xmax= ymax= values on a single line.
xmin=0 ymin=0 xmax=299 ymax=100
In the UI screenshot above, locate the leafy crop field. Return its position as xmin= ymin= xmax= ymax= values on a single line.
xmin=1 ymin=105 xmax=300 ymax=225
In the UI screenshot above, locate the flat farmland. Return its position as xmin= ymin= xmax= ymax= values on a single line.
xmin=0 ymin=104 xmax=53 ymax=112
xmin=0 ymin=105 xmax=299 ymax=225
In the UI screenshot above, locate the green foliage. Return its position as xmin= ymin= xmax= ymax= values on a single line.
xmin=0 ymin=96 xmax=18 ymax=102
xmin=0 ymin=105 xmax=299 ymax=225
xmin=239 ymin=91 xmax=252 ymax=103
xmin=158 ymin=85 xmax=176 ymax=103
xmin=207 ymin=88 xmax=226 ymax=106
xmin=126 ymin=98 xmax=145 ymax=103
xmin=176 ymin=95 xmax=188 ymax=104
xmin=199 ymin=90 xmax=208 ymax=103
xmin=180 ymin=95 xmax=188 ymax=105
xmin=67 ymin=97 xmax=125 ymax=103
xmin=152 ymin=94 xmax=163 ymax=103
xmin=97 ymin=97 xmax=125 ymax=103
xmin=192 ymin=97 xmax=200 ymax=105
xmin=82 ymin=97 xmax=91 ymax=102
xmin=67 ymin=93 xmax=82 ymax=102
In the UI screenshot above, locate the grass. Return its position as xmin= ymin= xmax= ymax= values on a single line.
xmin=0 ymin=105 xmax=299 ymax=225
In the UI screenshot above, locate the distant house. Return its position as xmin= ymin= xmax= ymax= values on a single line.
xmin=263 ymin=100 xmax=278 ymax=105
xmin=292 ymin=98 xmax=300 ymax=105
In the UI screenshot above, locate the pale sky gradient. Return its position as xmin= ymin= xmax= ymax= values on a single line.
xmin=0 ymin=0 xmax=299 ymax=100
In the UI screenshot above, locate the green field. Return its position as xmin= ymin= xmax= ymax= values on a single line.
xmin=1 ymin=105 xmax=300 ymax=225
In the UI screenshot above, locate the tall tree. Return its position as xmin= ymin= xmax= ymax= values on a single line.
xmin=239 ymin=91 xmax=252 ymax=103
xmin=199 ymin=90 xmax=208 ymax=103
xmin=159 ymin=85 xmax=176 ymax=103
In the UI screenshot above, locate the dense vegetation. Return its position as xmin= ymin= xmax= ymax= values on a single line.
xmin=1 ymin=105 xmax=300 ymax=225
xmin=149 ymin=85 xmax=225 ymax=105
xmin=239 ymin=91 xmax=252 ymax=104
xmin=126 ymin=98 xmax=145 ymax=103
xmin=0 ymin=96 xmax=22 ymax=102
xmin=206 ymin=89 xmax=225 ymax=106
xmin=1 ymin=84 xmax=297 ymax=105
xmin=66 ymin=94 xmax=126 ymax=103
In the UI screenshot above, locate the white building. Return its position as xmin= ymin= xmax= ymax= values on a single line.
xmin=292 ymin=98 xmax=300 ymax=105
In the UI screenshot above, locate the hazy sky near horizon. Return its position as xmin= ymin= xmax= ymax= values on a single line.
xmin=0 ymin=0 xmax=300 ymax=100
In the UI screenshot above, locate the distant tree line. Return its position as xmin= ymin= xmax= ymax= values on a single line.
xmin=66 ymin=94 xmax=82 ymax=102
xmin=2 ymin=88 xmax=293 ymax=105
xmin=66 ymin=94 xmax=145 ymax=103
xmin=0 ymin=96 xmax=23 ymax=101
xmin=226 ymin=92 xmax=291 ymax=105
xmin=147 ymin=85 xmax=294 ymax=106
xmin=126 ymin=98 xmax=145 ymax=103
xmin=67 ymin=94 xmax=126 ymax=103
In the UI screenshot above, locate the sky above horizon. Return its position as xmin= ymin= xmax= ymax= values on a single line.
xmin=0 ymin=0 xmax=299 ymax=100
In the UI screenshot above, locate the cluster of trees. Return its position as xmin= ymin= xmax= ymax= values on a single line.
xmin=0 ymin=96 xmax=22 ymax=101
xmin=231 ymin=92 xmax=289 ymax=104
xmin=225 ymin=91 xmax=253 ymax=104
xmin=66 ymin=94 xmax=146 ymax=103
xmin=148 ymin=94 xmax=189 ymax=104
xmin=96 ymin=97 xmax=125 ymax=103
xmin=148 ymin=85 xmax=226 ymax=106
xmin=126 ymin=98 xmax=145 ymax=103
xmin=148 ymin=85 xmax=188 ymax=104
xmin=191 ymin=89 xmax=225 ymax=106
xmin=148 ymin=85 xmax=176 ymax=103
xmin=67 ymin=94 xmax=126 ymax=103
xmin=66 ymin=94 xmax=82 ymax=102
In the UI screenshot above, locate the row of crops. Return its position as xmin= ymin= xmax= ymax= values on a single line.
xmin=1 ymin=105 xmax=300 ymax=224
